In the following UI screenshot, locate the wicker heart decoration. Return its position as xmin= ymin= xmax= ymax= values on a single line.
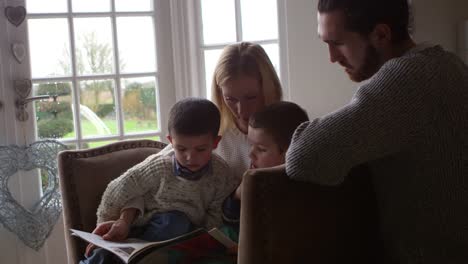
xmin=0 ymin=140 xmax=67 ymax=250
xmin=12 ymin=43 xmax=26 ymax=64
xmin=4 ymin=6 xmax=26 ymax=27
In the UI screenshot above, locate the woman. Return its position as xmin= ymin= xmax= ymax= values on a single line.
xmin=210 ymin=43 xmax=283 ymax=239
xmin=212 ymin=42 xmax=283 ymax=182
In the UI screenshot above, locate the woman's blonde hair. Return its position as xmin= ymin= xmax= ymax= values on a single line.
xmin=211 ymin=42 xmax=283 ymax=134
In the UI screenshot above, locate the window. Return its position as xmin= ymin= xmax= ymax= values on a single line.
xmin=23 ymin=1 xmax=283 ymax=149
xmin=196 ymin=0 xmax=282 ymax=98
xmin=26 ymin=0 xmax=172 ymax=149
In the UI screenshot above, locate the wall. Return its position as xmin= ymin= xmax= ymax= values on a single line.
xmin=284 ymin=0 xmax=468 ymax=119
xmin=413 ymin=0 xmax=468 ymax=54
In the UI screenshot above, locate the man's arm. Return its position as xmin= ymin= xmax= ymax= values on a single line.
xmin=286 ymin=59 xmax=434 ymax=185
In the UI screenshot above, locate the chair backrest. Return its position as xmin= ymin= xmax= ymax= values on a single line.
xmin=58 ymin=139 xmax=167 ymax=263
xmin=238 ymin=164 xmax=383 ymax=264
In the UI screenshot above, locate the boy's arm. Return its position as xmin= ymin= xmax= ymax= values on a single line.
xmin=222 ymin=190 xmax=241 ymax=224
xmin=221 ymin=168 xmax=244 ymax=224
xmin=96 ymin=154 xmax=161 ymax=223
xmin=205 ymin=160 xmax=241 ymax=229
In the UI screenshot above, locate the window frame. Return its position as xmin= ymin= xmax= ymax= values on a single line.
xmin=27 ymin=0 xmax=176 ymax=148
xmin=170 ymin=0 xmax=289 ymax=101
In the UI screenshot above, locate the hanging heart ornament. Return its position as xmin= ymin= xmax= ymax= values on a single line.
xmin=4 ymin=6 xmax=26 ymax=27
xmin=0 ymin=140 xmax=67 ymax=250
xmin=14 ymin=79 xmax=32 ymax=99
xmin=12 ymin=43 xmax=26 ymax=64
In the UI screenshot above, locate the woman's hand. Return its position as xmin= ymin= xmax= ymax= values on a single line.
xmin=84 ymin=219 xmax=131 ymax=257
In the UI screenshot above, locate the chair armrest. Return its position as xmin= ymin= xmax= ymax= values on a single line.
xmin=238 ymin=165 xmax=381 ymax=264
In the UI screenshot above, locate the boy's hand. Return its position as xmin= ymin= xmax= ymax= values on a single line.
xmin=85 ymin=221 xmax=115 ymax=257
xmin=102 ymin=219 xmax=131 ymax=241
xmin=85 ymin=243 xmax=98 ymax=257
xmin=84 ymin=220 xmax=131 ymax=257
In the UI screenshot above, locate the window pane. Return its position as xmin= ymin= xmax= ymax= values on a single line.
xmin=204 ymin=49 xmax=224 ymax=99
xmin=241 ymin=0 xmax=278 ymax=41
xmin=262 ymin=43 xmax=280 ymax=76
xmin=121 ymin=77 xmax=159 ymax=134
xmin=33 ymin=82 xmax=74 ymax=140
xmin=138 ymin=136 xmax=161 ymax=141
xmin=115 ymin=0 xmax=153 ymax=12
xmin=28 ymin=19 xmax=71 ymax=78
xmin=27 ymin=0 xmax=67 ymax=13
xmin=201 ymin=0 xmax=236 ymax=45
xmin=64 ymin=143 xmax=78 ymax=150
xmin=117 ymin=17 xmax=156 ymax=73
xmin=79 ymin=79 xmax=117 ymax=138
xmin=84 ymin=140 xmax=117 ymax=149
xmin=74 ymin=17 xmax=114 ymax=76
xmin=72 ymin=0 xmax=110 ymax=12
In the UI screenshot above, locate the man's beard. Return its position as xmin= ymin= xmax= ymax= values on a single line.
xmin=347 ymin=45 xmax=383 ymax=82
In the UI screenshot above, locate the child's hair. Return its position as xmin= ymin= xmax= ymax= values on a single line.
xmin=249 ymin=101 xmax=309 ymax=152
xmin=168 ymin=97 xmax=220 ymax=137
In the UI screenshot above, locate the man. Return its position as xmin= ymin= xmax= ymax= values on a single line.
xmin=285 ymin=0 xmax=468 ymax=263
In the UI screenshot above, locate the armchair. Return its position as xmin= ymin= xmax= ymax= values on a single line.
xmin=238 ymin=165 xmax=382 ymax=264
xmin=57 ymin=139 xmax=167 ymax=263
xmin=58 ymin=139 xmax=381 ymax=264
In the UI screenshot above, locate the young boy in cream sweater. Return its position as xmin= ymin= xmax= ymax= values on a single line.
xmin=82 ymin=98 xmax=239 ymax=264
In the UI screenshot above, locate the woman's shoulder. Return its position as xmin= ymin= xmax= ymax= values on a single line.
xmin=211 ymin=152 xmax=230 ymax=169
xmin=218 ymin=127 xmax=249 ymax=148
xmin=210 ymin=153 xmax=241 ymax=186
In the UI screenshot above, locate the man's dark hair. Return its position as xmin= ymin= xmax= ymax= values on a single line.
xmin=168 ymin=97 xmax=220 ymax=137
xmin=249 ymin=101 xmax=309 ymax=152
xmin=318 ymin=0 xmax=412 ymax=43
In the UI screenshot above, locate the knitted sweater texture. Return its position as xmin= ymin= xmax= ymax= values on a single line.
xmin=215 ymin=126 xmax=250 ymax=179
xmin=286 ymin=45 xmax=468 ymax=263
xmin=96 ymin=146 xmax=239 ymax=229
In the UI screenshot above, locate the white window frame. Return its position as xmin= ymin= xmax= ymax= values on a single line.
xmin=27 ymin=0 xmax=175 ymax=148
xmin=169 ymin=0 xmax=290 ymax=100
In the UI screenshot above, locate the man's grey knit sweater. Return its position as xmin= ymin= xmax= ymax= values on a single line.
xmin=286 ymin=45 xmax=468 ymax=263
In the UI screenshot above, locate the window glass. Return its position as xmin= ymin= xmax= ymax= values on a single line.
xmin=29 ymin=19 xmax=71 ymax=78
xmin=74 ymin=17 xmax=115 ymax=76
xmin=199 ymin=1 xmax=281 ymax=100
xmin=84 ymin=140 xmax=117 ymax=149
xmin=27 ymin=0 xmax=67 ymax=13
xmin=117 ymin=17 xmax=156 ymax=73
xmin=115 ymin=0 xmax=153 ymax=12
xmin=203 ymin=49 xmax=223 ymax=99
xmin=201 ymin=0 xmax=236 ymax=45
xmin=240 ymin=0 xmax=278 ymax=41
xmin=78 ymin=79 xmax=117 ymax=138
xmin=72 ymin=0 xmax=110 ymax=12
xmin=121 ymin=77 xmax=159 ymax=134
xmin=33 ymin=81 xmax=74 ymax=140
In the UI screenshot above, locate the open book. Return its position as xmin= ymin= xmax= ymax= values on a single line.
xmin=71 ymin=228 xmax=237 ymax=264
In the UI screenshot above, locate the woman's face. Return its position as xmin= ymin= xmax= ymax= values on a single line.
xmin=220 ymin=75 xmax=265 ymax=133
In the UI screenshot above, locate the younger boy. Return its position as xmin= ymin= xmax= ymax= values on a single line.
xmin=247 ymin=101 xmax=310 ymax=170
xmin=223 ymin=101 xmax=309 ymax=227
xmin=82 ymin=98 xmax=239 ymax=264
